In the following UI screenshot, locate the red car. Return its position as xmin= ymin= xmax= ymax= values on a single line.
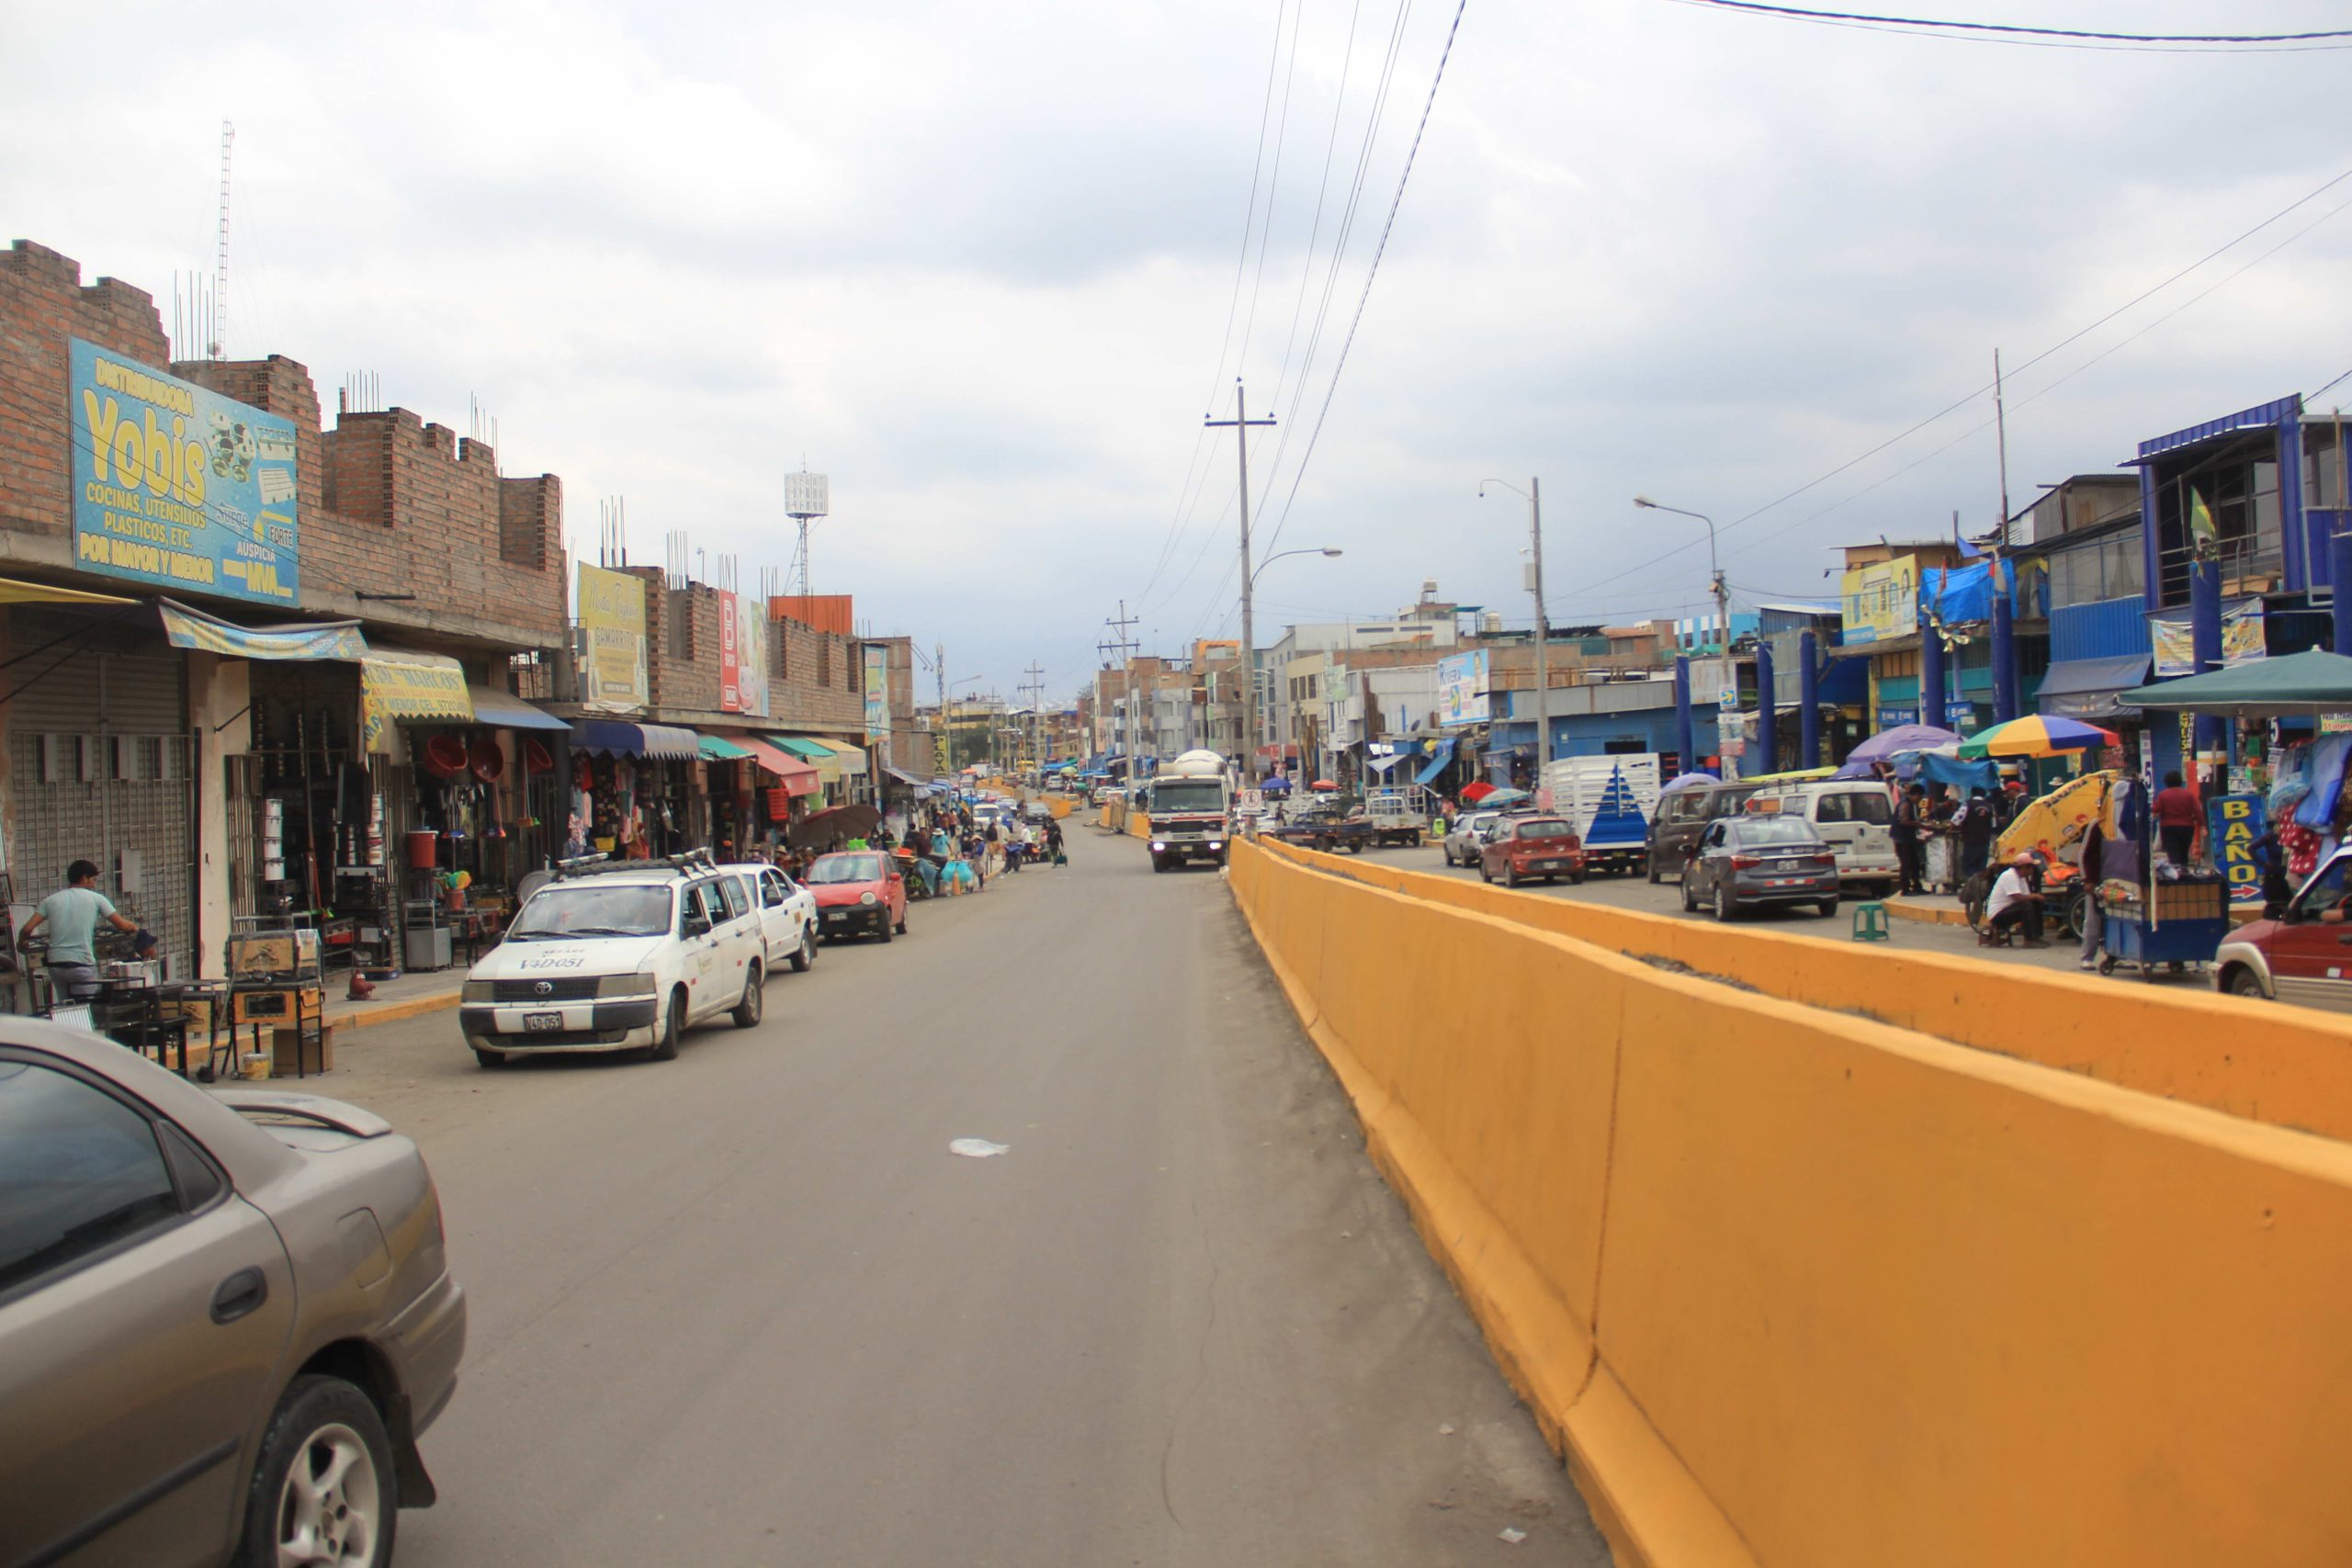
xmin=1478 ymin=815 xmax=1587 ymax=887
xmin=806 ymin=851 xmax=909 ymax=942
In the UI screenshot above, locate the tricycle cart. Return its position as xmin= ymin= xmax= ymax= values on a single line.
xmin=2098 ymin=874 xmax=2229 ymax=981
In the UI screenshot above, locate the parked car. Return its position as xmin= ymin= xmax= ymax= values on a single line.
xmin=1478 ymin=815 xmax=1588 ymax=887
xmin=717 ymin=861 xmax=820 ymax=976
xmin=1263 ymin=807 xmax=1372 ymax=854
xmin=1023 ymin=801 xmax=1055 ymax=823
xmin=2215 ymin=847 xmax=2352 ymax=1008
xmin=0 ymin=1022 xmax=465 ymax=1568
xmin=1748 ymin=781 xmax=1900 ymax=896
xmin=1442 ymin=809 xmax=1502 ymax=866
xmin=1646 ymin=779 xmax=1763 ymax=882
xmin=1679 ymin=816 xmax=1841 ymax=919
xmin=1091 ymin=785 xmax=1117 ymax=806
xmin=460 ymin=852 xmax=765 ymax=1067
xmin=807 ymin=850 xmax=910 ymax=942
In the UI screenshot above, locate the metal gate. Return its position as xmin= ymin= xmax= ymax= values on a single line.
xmin=7 ymin=615 xmax=195 ymax=977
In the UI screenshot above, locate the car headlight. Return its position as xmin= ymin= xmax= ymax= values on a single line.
xmin=462 ymin=979 xmax=493 ymax=1002
xmin=598 ymin=972 xmax=658 ymax=998
xmin=1208 ymin=840 xmax=1224 ymax=851
xmin=1151 ymin=840 xmax=1167 ymax=852
xmin=860 ymin=891 xmax=878 ymax=906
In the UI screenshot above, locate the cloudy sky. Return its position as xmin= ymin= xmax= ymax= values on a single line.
xmin=7 ymin=1 xmax=2351 ymax=703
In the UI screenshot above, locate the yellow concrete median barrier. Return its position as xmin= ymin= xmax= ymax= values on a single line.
xmin=1259 ymin=838 xmax=2352 ymax=1144
xmin=1227 ymin=839 xmax=2352 ymax=1568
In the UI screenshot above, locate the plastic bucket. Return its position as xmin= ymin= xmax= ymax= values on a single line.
xmin=406 ymin=829 xmax=439 ymax=868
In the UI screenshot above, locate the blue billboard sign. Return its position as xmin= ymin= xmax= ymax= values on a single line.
xmin=68 ymin=337 xmax=300 ymax=604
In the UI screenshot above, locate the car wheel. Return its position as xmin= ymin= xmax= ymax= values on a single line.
xmin=878 ymin=914 xmax=895 ymax=943
xmin=1817 ymin=899 xmax=1839 ymax=919
xmin=790 ymin=928 xmax=816 ymax=973
xmin=1152 ymin=856 xmax=1168 ymax=874
xmin=731 ymin=964 xmax=763 ymax=1028
xmin=2226 ymin=967 xmax=2268 ymax=999
xmin=895 ymin=908 xmax=910 ymax=935
xmin=472 ymin=1046 xmax=506 ymax=1070
xmin=1714 ymin=885 xmax=1736 ymax=921
xmin=1680 ymin=875 xmax=1700 ymax=913
xmin=1505 ymin=865 xmax=1521 ymax=888
xmin=240 ymin=1374 xmax=397 ymax=1568
xmin=1478 ymin=862 xmax=1491 ymax=884
xmin=1646 ymin=857 xmax=1660 ymax=885
xmin=649 ymin=989 xmax=684 ymax=1061
xmin=1573 ymin=872 xmax=1588 ymax=886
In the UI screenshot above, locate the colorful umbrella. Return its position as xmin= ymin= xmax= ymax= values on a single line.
xmin=1480 ymin=786 xmax=1532 ymax=807
xmin=1996 ymin=771 xmax=2120 ymax=865
xmin=1459 ymin=780 xmax=1498 ymax=805
xmin=1846 ymin=724 xmax=1960 ymax=764
xmin=1660 ymin=772 xmax=1720 ymax=793
xmin=1956 ymin=716 xmax=2119 ymax=759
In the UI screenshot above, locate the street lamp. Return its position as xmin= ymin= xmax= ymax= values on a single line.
xmin=1634 ymin=495 xmax=1732 ymax=701
xmin=1479 ymin=480 xmax=1548 ymax=767
xmin=1241 ymin=547 xmax=1343 ymax=779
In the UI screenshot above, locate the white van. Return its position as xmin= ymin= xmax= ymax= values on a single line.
xmin=1748 ymin=782 xmax=1900 ymax=896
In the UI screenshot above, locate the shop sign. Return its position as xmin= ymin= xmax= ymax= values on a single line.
xmin=1838 ymin=557 xmax=1917 ymax=645
xmin=361 ymin=649 xmax=472 ymax=751
xmin=2208 ymin=793 xmax=2267 ymax=904
xmin=578 ymin=564 xmax=648 ymax=713
xmin=736 ymin=597 xmax=768 ymax=716
xmin=2321 ymin=713 xmax=2352 ymax=736
xmin=69 ymin=338 xmax=300 ymax=605
xmin=2149 ymin=600 xmax=2265 ymax=678
xmin=863 ymin=643 xmax=889 ymax=740
xmin=157 ymin=600 xmax=366 ymax=661
xmin=1436 ymin=650 xmax=1489 ymax=726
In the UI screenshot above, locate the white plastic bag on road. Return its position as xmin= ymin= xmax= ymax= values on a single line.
xmin=949 ymin=1137 xmax=1009 ymax=1158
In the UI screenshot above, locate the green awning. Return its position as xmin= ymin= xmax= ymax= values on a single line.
xmin=2120 ymin=649 xmax=2352 ymax=717
xmin=697 ymin=734 xmax=753 ymax=761
xmin=769 ymin=737 xmax=835 ymax=761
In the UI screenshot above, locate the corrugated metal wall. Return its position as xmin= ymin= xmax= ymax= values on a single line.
xmin=2050 ymin=594 xmax=2148 ymax=663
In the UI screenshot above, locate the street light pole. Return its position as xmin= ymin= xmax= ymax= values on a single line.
xmin=1634 ymin=496 xmax=1729 ymax=700
xmin=1247 ymin=547 xmax=1343 ymax=781
xmin=1481 ymin=479 xmax=1548 ymax=770
xmin=1206 ymin=381 xmax=1276 ymax=785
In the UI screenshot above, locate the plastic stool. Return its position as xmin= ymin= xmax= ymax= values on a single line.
xmin=1850 ymin=901 xmax=1890 ymax=942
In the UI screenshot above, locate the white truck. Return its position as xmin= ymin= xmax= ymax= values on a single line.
xmin=1538 ymin=754 xmax=1663 ymax=878
xmin=1362 ymin=784 xmax=1435 ymax=847
xmin=1146 ymin=749 xmax=1234 ymax=872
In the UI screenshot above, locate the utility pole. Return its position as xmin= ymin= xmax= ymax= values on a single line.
xmin=1104 ymin=601 xmax=1140 ymax=807
xmin=1206 ymin=380 xmax=1276 ymax=785
xmin=1993 ymin=348 xmax=2014 ymax=544
xmin=933 ymin=642 xmax=948 ymax=779
xmin=1529 ymin=478 xmax=1549 ymax=769
xmin=1023 ymin=662 xmax=1046 ymax=780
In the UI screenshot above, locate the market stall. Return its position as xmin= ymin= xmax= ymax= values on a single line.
xmin=568 ymin=720 xmax=700 ymax=859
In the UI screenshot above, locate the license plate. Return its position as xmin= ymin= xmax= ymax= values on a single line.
xmin=524 ymin=1012 xmax=564 ymax=1032
xmin=825 ymin=911 xmax=850 ymax=922
xmin=1770 ymin=878 xmax=1799 ymax=886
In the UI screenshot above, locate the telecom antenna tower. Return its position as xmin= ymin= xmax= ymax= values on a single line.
xmin=784 ymin=470 xmax=830 ymax=598
xmin=211 ymin=121 xmax=234 ymax=361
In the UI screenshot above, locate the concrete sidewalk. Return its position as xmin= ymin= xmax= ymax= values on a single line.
xmin=326 ymin=964 xmax=468 ymax=1032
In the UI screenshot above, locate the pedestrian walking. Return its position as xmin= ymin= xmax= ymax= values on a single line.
xmin=1894 ymin=784 xmax=1926 ymax=897
xmin=2076 ymin=821 xmax=2106 ymax=970
xmin=2153 ymin=771 xmax=2201 ymax=867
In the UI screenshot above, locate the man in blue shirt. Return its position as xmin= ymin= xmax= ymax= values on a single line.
xmin=21 ymin=859 xmax=139 ymax=999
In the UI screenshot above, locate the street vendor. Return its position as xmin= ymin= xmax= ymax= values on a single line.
xmin=20 ymin=859 xmax=141 ymax=999
xmin=2152 ymin=771 xmax=2202 ymax=867
xmin=1983 ymin=852 xmax=2050 ymax=948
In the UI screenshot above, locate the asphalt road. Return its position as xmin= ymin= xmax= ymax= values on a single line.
xmin=315 ymin=826 xmax=1610 ymax=1566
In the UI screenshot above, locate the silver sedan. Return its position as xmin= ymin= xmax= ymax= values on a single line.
xmin=0 ymin=1021 xmax=464 ymax=1567
xmin=1442 ymin=810 xmax=1502 ymax=866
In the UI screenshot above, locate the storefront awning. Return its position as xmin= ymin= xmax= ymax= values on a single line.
xmin=0 ymin=576 xmax=136 ymax=606
xmin=768 ymin=735 xmax=842 ymax=783
xmin=467 ymin=685 xmax=571 ymax=733
xmin=159 ymin=599 xmax=368 ymax=660
xmin=1364 ymin=750 xmax=1407 ymax=774
xmin=736 ymin=739 xmax=821 ymax=795
xmin=2036 ymin=655 xmax=2151 ymax=722
xmin=885 ymin=765 xmax=930 ymax=788
xmin=1414 ymin=736 xmax=1458 ymax=786
xmin=571 ymin=719 xmax=698 ymax=760
xmin=696 ymin=734 xmax=754 ymax=761
xmin=361 ymin=649 xmax=472 ymax=750
xmin=802 ymin=737 xmax=870 ymax=776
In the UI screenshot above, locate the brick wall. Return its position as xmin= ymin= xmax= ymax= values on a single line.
xmin=0 ymin=241 xmax=172 ymax=541
xmin=769 ymin=614 xmax=864 ymax=732
xmin=1 ymin=238 xmax=569 ymax=650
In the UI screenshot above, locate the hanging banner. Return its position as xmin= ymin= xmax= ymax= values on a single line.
xmin=863 ymin=643 xmax=890 ymax=740
xmin=70 ymin=338 xmax=300 ymax=604
xmin=1436 ymin=649 xmax=1489 ymax=726
xmin=361 ymin=649 xmax=472 ymax=750
xmin=2208 ymin=793 xmax=2267 ymax=903
xmin=577 ymin=564 xmax=648 ymax=713
xmin=735 ymin=598 xmax=768 ymax=716
xmin=2150 ymin=599 xmax=2266 ymax=677
xmin=717 ymin=589 xmax=741 ymax=711
xmin=157 ymin=600 xmax=366 ymax=661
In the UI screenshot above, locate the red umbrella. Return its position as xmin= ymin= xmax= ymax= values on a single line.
xmin=1309 ymin=779 xmax=1340 ymax=792
xmin=1459 ymin=780 xmax=1497 ymax=805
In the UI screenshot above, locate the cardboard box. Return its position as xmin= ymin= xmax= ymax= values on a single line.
xmin=269 ymin=1024 xmax=335 ymax=1077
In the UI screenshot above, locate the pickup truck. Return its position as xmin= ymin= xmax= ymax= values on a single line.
xmin=1264 ymin=811 xmax=1373 ymax=854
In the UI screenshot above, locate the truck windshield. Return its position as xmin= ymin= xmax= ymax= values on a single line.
xmin=509 ymin=884 xmax=672 ymax=939
xmin=1153 ymin=781 xmax=1226 ymax=814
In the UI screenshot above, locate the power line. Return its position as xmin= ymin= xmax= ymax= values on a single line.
xmin=1666 ymin=1 xmax=2352 ymax=47
xmin=1258 ymin=0 xmax=1469 ymax=562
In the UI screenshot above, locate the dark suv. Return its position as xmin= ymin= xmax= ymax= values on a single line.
xmin=1645 ymin=780 xmax=1762 ymax=883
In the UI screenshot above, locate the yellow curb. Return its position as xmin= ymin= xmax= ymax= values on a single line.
xmin=327 ymin=989 xmax=463 ymax=1032
xmin=1883 ymin=897 xmax=1968 ymax=927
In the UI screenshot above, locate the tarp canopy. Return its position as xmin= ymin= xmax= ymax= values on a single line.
xmin=1364 ymin=750 xmax=1407 ymax=774
xmin=804 ymin=737 xmax=869 ymax=775
xmin=695 ymin=734 xmax=753 ymax=761
xmin=1414 ymin=736 xmax=1457 ymax=786
xmin=158 ymin=599 xmax=364 ymax=660
xmin=2036 ymin=655 xmax=2151 ymax=722
xmin=1920 ymin=558 xmax=2017 ymax=628
xmin=2119 ymin=649 xmax=2352 ymax=716
xmin=884 ymin=765 xmax=930 ymax=787
xmin=738 ymin=739 xmax=820 ymax=793
xmin=770 ymin=736 xmax=842 ymax=783
xmin=467 ymin=685 xmax=570 ymax=733
xmin=571 ymin=719 xmax=698 ymax=760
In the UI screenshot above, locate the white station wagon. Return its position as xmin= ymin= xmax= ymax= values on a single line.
xmin=459 ymin=853 xmax=765 ymax=1067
